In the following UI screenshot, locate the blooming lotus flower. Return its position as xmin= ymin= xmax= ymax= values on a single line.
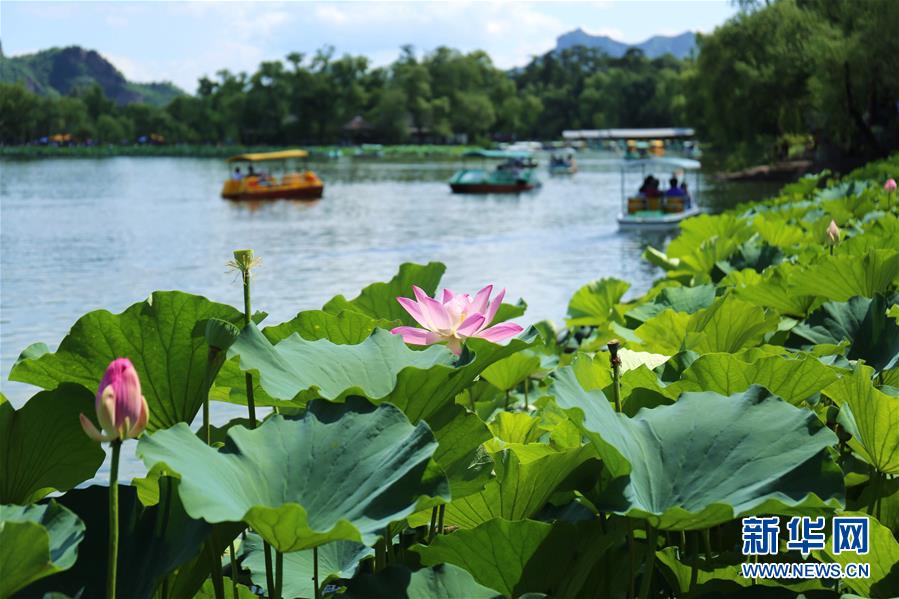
xmin=885 ymin=179 xmax=897 ymax=192
xmin=392 ymin=285 xmax=523 ymax=354
xmin=825 ymin=219 xmax=840 ymax=245
xmin=80 ymin=358 xmax=149 ymax=442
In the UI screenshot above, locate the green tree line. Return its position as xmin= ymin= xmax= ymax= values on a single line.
xmin=1 ymin=0 xmax=896 ymax=166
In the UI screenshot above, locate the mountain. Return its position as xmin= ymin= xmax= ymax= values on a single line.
xmin=0 ymin=45 xmax=184 ymax=106
xmin=555 ymin=29 xmax=696 ymax=59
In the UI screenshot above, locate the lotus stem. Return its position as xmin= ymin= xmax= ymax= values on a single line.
xmin=626 ymin=519 xmax=636 ymax=599
xmin=608 ymin=340 xmax=622 ymax=413
xmin=107 ymin=440 xmax=121 ymax=599
xmin=210 ymin=545 xmax=225 ymax=599
xmin=524 ymin=377 xmax=530 ymax=410
xmin=639 ymin=524 xmax=658 ymax=599
xmin=428 ymin=506 xmax=439 ymax=542
xmin=229 ymin=542 xmax=238 ymax=599
xmin=703 ymin=528 xmax=713 ymax=563
xmin=504 ymin=389 xmax=510 ymax=410
xmin=313 ymin=546 xmax=321 ymax=599
xmin=263 ymin=542 xmax=275 ymax=599
xmin=437 ymin=504 xmax=446 ymax=535
xmin=203 ymin=396 xmax=211 ymax=445
xmin=274 ymin=550 xmax=284 ymax=599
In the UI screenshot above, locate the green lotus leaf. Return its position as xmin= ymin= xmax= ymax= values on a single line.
xmin=262 ymin=309 xmax=395 ymax=345
xmin=481 ymin=352 xmax=541 ymax=392
xmin=716 ymin=237 xmax=783 ymax=274
xmin=684 ymin=296 xmax=780 ymax=354
xmin=825 ymin=365 xmax=899 ymax=474
xmin=789 ymin=294 xmax=899 ymax=371
xmin=671 ymin=352 xmax=838 ymax=405
xmin=814 ymin=512 xmax=899 ymax=598
xmin=224 ymin=324 xmax=529 ymax=498
xmin=343 ymin=564 xmax=500 ymax=599
xmin=225 ymin=323 xmax=453 ymax=403
xmin=666 ymin=213 xmax=751 ymax=259
xmin=754 ymin=216 xmax=808 ymax=247
xmin=322 ymin=261 xmax=446 ymax=325
xmin=196 ymin=578 xmax=256 ymax=599
xmin=733 ymin=264 xmax=817 ymax=317
xmin=241 ymin=532 xmax=372 ymax=599
xmin=0 ymin=501 xmax=84 ymax=598
xmin=566 ymin=277 xmax=630 ymax=327
xmin=655 ymin=547 xmax=828 ymax=596
xmin=23 ymin=480 xmax=240 ymax=599
xmin=551 ymin=367 xmax=844 ymax=530
xmin=138 ymin=399 xmax=449 ymax=552
xmin=488 ymin=412 xmax=543 ymax=446
xmin=634 ymin=309 xmax=691 ymax=354
xmin=442 ymin=444 xmax=600 ymax=528
xmin=636 ymin=296 xmax=780 ymax=355
xmin=626 ymin=284 xmax=715 ymax=323
xmin=0 ymin=385 xmax=104 ymax=504
xmin=788 ymin=250 xmax=899 ymax=301
xmin=642 ymin=246 xmax=681 ymax=271
xmin=9 ymin=291 xmax=244 ymax=431
xmin=414 ymin=518 xmax=623 ymax=599
xmin=423 ymin=402 xmax=494 ymax=500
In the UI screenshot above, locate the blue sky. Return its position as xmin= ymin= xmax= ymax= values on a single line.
xmin=1 ymin=1 xmax=737 ymax=93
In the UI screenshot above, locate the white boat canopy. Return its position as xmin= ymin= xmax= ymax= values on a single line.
xmin=619 ymin=157 xmax=701 ymax=171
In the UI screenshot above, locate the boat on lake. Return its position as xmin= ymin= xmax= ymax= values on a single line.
xmin=449 ymin=150 xmax=540 ymax=193
xmin=221 ymin=149 xmax=324 ymax=201
xmin=549 ymin=153 xmax=577 ymax=175
xmin=617 ymin=157 xmax=702 ymax=230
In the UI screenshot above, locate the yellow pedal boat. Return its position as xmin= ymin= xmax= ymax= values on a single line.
xmin=221 ymin=149 xmax=324 ymax=201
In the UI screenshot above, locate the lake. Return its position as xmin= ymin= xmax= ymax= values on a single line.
xmin=0 ymin=153 xmax=779 ymax=479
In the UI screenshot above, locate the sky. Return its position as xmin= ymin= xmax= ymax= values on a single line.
xmin=1 ymin=1 xmax=738 ymax=93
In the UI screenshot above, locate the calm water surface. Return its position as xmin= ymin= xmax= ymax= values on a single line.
xmin=0 ymin=153 xmax=778 ymax=479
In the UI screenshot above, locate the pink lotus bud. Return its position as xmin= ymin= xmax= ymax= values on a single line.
xmin=80 ymin=358 xmax=149 ymax=442
xmin=885 ymin=179 xmax=897 ymax=192
xmin=825 ymin=219 xmax=840 ymax=245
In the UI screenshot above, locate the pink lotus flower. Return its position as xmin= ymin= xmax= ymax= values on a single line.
xmin=392 ymin=285 xmax=523 ymax=354
xmin=885 ymin=179 xmax=897 ymax=192
xmin=80 ymin=358 xmax=149 ymax=442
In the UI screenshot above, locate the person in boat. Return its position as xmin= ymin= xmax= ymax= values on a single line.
xmin=666 ymin=176 xmax=684 ymax=197
xmin=231 ymin=167 xmax=243 ymax=181
xmin=638 ymin=175 xmax=652 ymax=195
xmin=681 ymin=182 xmax=691 ymax=208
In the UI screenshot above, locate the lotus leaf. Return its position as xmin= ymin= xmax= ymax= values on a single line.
xmin=0 ymin=501 xmax=84 ymax=598
xmin=242 ymin=532 xmax=372 ymax=599
xmin=442 ymin=444 xmax=600 ymax=528
xmin=22 ymin=480 xmax=239 ymax=599
xmin=263 ymin=308 xmax=394 ymax=345
xmin=415 ymin=518 xmax=623 ymax=599
xmin=322 ymin=261 xmax=446 ymax=325
xmin=814 ymin=512 xmax=899 ymax=598
xmin=825 ymin=365 xmax=899 ymax=474
xmin=0 ymin=385 xmax=104 ymax=504
xmin=671 ymin=352 xmax=838 ymax=405
xmin=788 ymin=250 xmax=899 ymax=301
xmin=138 ymin=399 xmax=449 ymax=552
xmin=551 ymin=367 xmax=844 ymax=530
xmin=343 ymin=564 xmax=500 ymax=599
xmin=566 ymin=277 xmax=629 ymax=327
xmin=789 ymin=294 xmax=899 ymax=371
xmin=626 ymin=284 xmax=715 ymax=323
xmin=481 ymin=352 xmax=540 ymax=391
xmin=9 ymin=291 xmax=244 ymax=431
